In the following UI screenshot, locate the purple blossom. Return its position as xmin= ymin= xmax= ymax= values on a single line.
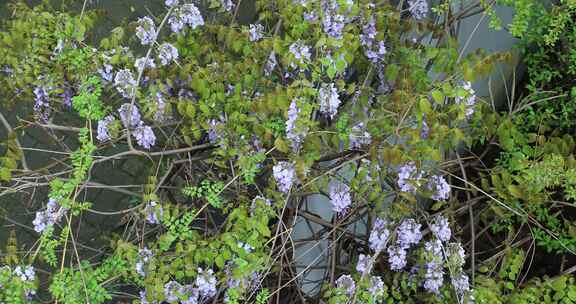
xmin=360 ymin=18 xmax=377 ymax=47
xmin=430 ymin=215 xmax=451 ymax=242
xmin=335 ymin=274 xmax=355 ymax=296
xmin=33 ymin=87 xmax=50 ymax=122
xmin=289 ymin=42 xmax=311 ymax=66
xmin=349 ymin=122 xmax=371 ymax=149
xmin=164 ymin=281 xmax=181 ymax=302
xmin=396 ymin=218 xmax=422 ymax=249
xmin=456 ymin=81 xmax=477 ymax=118
xmin=133 ymin=123 xmax=156 ymax=149
xmin=96 ymin=115 xmax=114 ymax=142
xmin=366 ymin=40 xmax=387 ymax=62
xmin=397 ymin=162 xmax=422 ymax=194
xmin=207 ymin=116 xmax=226 ymax=144
xmin=273 ymin=161 xmax=297 ymax=193
xmin=421 ymin=116 xmax=429 ymax=139
xmin=356 ymin=254 xmax=372 ymax=275
xmin=328 ymin=180 xmax=351 ymax=213
xmin=98 ymin=64 xmax=114 ymax=82
xmin=117 ymin=103 xmax=141 ymax=128
xmin=145 ymin=201 xmax=163 ymax=224
xmin=14 ymin=266 xmax=35 ymax=282
xmin=180 ymin=285 xmax=199 ymax=304
xmin=249 ymin=24 xmax=264 ymax=42
xmin=303 ymin=11 xmax=318 ymax=22
xmin=196 ymin=268 xmax=217 ymax=298
xmin=33 ymin=198 xmax=66 ymax=233
xmin=135 ymin=247 xmax=153 ymax=277
xmin=408 ymin=0 xmax=429 ymax=20
xmin=264 ymin=52 xmax=277 ymax=76
xmin=135 ymin=16 xmax=157 ymax=45
xmin=369 ymin=218 xmax=390 ymax=252
xmin=135 ymin=57 xmax=156 ymax=72
xmin=154 ymin=92 xmax=169 ymax=122
xmin=318 ymin=83 xmax=341 ymax=119
xmin=114 ymin=69 xmax=137 ymax=98
xmin=423 ymin=261 xmax=444 ymax=294
xmin=428 ymin=175 xmax=450 ymax=201
xmin=158 ymin=43 xmax=179 ymax=66
xmin=165 ymin=0 xmax=178 ymax=7
xmin=368 ymin=276 xmax=385 ymax=298
xmin=323 ymin=13 xmax=345 ymax=39
xmin=170 ymin=4 xmax=204 ymax=34
xmin=425 ymin=239 xmax=444 ymax=259
xmin=285 ymin=99 xmax=304 ymax=150
xmin=387 ymin=245 xmax=407 ymax=271
xmin=453 ymin=272 xmax=470 ymax=295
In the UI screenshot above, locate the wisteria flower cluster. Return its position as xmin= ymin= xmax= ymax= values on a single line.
xmin=32 ymin=198 xmax=67 ymax=233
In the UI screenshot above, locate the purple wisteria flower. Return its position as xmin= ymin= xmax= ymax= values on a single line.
xmin=33 ymin=87 xmax=50 ymax=122
xmin=135 ymin=16 xmax=157 ymax=45
xmin=328 ymin=180 xmax=352 ymax=213
xmin=453 ymin=272 xmax=470 ymax=295
xmin=318 ymin=83 xmax=341 ymax=119
xmin=456 ymin=81 xmax=477 ymax=118
xmin=349 ymin=122 xmax=371 ymax=149
xmin=249 ymin=24 xmax=264 ymax=42
xmin=135 ymin=247 xmax=153 ymax=277
xmin=360 ymin=18 xmax=377 ymax=47
xmin=165 ymin=0 xmax=178 ymax=7
xmin=180 ymin=285 xmax=199 ymax=304
xmin=264 ymin=52 xmax=277 ymax=76
xmin=427 ymin=175 xmax=450 ymax=201
xmin=33 ymin=198 xmax=66 ymax=233
xmin=423 ymin=261 xmax=444 ymax=293
xmin=154 ymin=92 xmax=169 ymax=122
xmin=114 ymin=69 xmax=137 ymax=98
xmin=335 ymin=274 xmax=355 ymax=296
xmin=421 ymin=116 xmax=430 ymax=139
xmin=97 ymin=115 xmax=115 ymax=142
xmin=133 ymin=123 xmax=156 ymax=149
xmin=289 ymin=42 xmax=311 ymax=66
xmin=369 ymin=217 xmax=390 ymax=252
xmin=145 ymin=201 xmax=163 ymax=224
xmin=14 ymin=265 xmax=35 ymax=282
xmin=368 ymin=276 xmax=385 ymax=297
xmin=447 ymin=242 xmax=466 ymax=267
xmin=356 ymin=254 xmax=372 ymax=275
xmin=196 ymin=268 xmax=217 ymax=298
xmin=323 ymin=13 xmax=345 ymax=39
xmin=135 ymin=57 xmax=156 ymax=72
xmin=164 ymin=281 xmax=181 ymax=302
xmin=408 ymin=0 xmax=429 ymax=20
xmin=397 ymin=162 xmax=423 ymax=194
xmin=98 ymin=63 xmax=114 ymax=82
xmin=285 ymin=100 xmax=307 ymax=152
xmin=303 ymin=11 xmax=317 ymax=22
xmin=273 ymin=161 xmax=297 ymax=193
xmin=396 ymin=218 xmax=423 ymax=249
xmin=387 ymin=245 xmax=407 ymax=270
xmin=366 ymin=41 xmax=387 ymax=62
xmin=117 ymin=103 xmax=141 ymax=128
xmin=169 ymin=3 xmax=204 ymax=34
xmin=430 ymin=215 xmax=451 ymax=242
xmin=158 ymin=43 xmax=179 ymax=66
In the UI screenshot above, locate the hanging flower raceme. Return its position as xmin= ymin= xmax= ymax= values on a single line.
xmin=273 ymin=161 xmax=297 ymax=193
xmin=397 ymin=162 xmax=423 ymax=194
xmin=318 ymin=83 xmax=341 ymax=119
xmin=96 ymin=115 xmax=115 ymax=142
xmin=196 ymin=268 xmax=217 ymax=298
xmin=134 ymin=57 xmax=156 ymax=72
xmin=427 ymin=175 xmax=450 ymax=201
xmin=456 ymin=81 xmax=477 ymax=118
xmin=144 ymin=201 xmax=163 ymax=224
xmin=135 ymin=247 xmax=153 ymax=277
xmin=408 ymin=0 xmax=429 ymax=20
xmin=249 ymin=24 xmax=264 ymax=42
xmin=369 ymin=218 xmax=391 ymax=252
xmin=335 ymin=274 xmax=356 ymax=296
xmin=328 ymin=180 xmax=352 ymax=213
xmin=286 ymin=99 xmax=307 ymax=152
xmin=117 ymin=103 xmax=142 ymax=129
xmin=135 ymin=16 xmax=157 ymax=45
xmin=14 ymin=265 xmax=35 ymax=282
xmin=169 ymin=3 xmax=204 ymax=34
xmin=33 ymin=86 xmax=51 ymax=122
xmin=429 ymin=215 xmax=451 ymax=242
xmin=349 ymin=122 xmax=372 ymax=149
xmin=133 ymin=123 xmax=156 ymax=149
xmin=114 ymin=69 xmax=137 ymax=98
xmin=158 ymin=43 xmax=179 ymax=66
xmin=289 ymin=41 xmax=311 ymax=67
xmin=32 ymin=198 xmax=67 ymax=233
